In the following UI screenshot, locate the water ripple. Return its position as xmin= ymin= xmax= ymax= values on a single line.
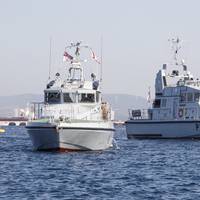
xmin=0 ymin=126 xmax=200 ymax=199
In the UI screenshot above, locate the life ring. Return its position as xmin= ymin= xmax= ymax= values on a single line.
xmin=178 ymin=108 xmax=184 ymax=118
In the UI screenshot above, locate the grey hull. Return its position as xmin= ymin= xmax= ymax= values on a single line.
xmin=125 ymin=120 xmax=200 ymax=139
xmin=26 ymin=124 xmax=114 ymax=151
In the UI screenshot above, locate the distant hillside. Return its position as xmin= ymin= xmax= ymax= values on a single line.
xmin=0 ymin=94 xmax=42 ymax=107
xmin=0 ymin=93 xmax=148 ymax=120
xmin=103 ymin=94 xmax=148 ymax=120
xmin=0 ymin=94 xmax=42 ymax=117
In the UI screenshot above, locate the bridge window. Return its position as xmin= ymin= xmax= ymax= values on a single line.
xmin=187 ymin=93 xmax=193 ymax=102
xmin=180 ymin=93 xmax=186 ymax=102
xmin=45 ymin=92 xmax=61 ymax=104
xmin=153 ymin=99 xmax=161 ymax=108
xmin=194 ymin=93 xmax=200 ymax=102
xmin=161 ymin=99 xmax=167 ymax=107
xmin=63 ymin=93 xmax=76 ymax=103
xmin=78 ymin=93 xmax=95 ymax=103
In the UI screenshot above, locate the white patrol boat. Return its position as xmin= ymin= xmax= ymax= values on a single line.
xmin=126 ymin=38 xmax=200 ymax=139
xmin=26 ymin=42 xmax=115 ymax=151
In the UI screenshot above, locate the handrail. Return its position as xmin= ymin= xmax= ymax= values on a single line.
xmin=128 ymin=107 xmax=200 ymax=121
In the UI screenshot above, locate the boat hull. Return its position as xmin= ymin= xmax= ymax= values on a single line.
xmin=125 ymin=120 xmax=200 ymax=139
xmin=26 ymin=122 xmax=114 ymax=151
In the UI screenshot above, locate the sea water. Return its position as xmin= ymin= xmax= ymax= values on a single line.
xmin=0 ymin=126 xmax=200 ymax=199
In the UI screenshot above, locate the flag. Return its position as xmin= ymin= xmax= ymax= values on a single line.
xmin=63 ymin=51 xmax=73 ymax=62
xmin=91 ymin=50 xmax=101 ymax=64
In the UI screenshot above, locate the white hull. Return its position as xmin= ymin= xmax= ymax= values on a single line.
xmin=125 ymin=120 xmax=200 ymax=139
xmin=26 ymin=121 xmax=114 ymax=151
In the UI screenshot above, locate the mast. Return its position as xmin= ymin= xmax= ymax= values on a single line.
xmin=63 ymin=41 xmax=101 ymax=84
xmin=169 ymin=37 xmax=181 ymax=67
xmin=169 ymin=37 xmax=189 ymax=74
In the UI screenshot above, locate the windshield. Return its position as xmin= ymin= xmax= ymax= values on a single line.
xmin=78 ymin=93 xmax=95 ymax=103
xmin=63 ymin=93 xmax=76 ymax=103
xmin=45 ymin=92 xmax=61 ymax=104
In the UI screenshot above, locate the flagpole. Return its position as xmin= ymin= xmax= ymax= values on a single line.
xmin=48 ymin=37 xmax=52 ymax=80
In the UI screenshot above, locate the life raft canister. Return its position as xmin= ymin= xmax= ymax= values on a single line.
xmin=178 ymin=108 xmax=184 ymax=118
xmin=101 ymin=102 xmax=109 ymax=120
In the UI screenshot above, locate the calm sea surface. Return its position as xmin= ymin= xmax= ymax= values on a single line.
xmin=0 ymin=126 xmax=200 ymax=199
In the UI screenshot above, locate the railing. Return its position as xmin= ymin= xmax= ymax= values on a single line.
xmin=186 ymin=80 xmax=200 ymax=87
xmin=128 ymin=107 xmax=200 ymax=121
xmin=28 ymin=102 xmax=112 ymax=122
xmin=28 ymin=102 xmax=44 ymax=120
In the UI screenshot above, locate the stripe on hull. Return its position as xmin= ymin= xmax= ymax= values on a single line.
xmin=34 ymin=147 xmax=88 ymax=152
xmin=128 ymin=134 xmax=200 ymax=139
xmin=125 ymin=120 xmax=200 ymax=124
xmin=128 ymin=134 xmax=162 ymax=139
xmin=27 ymin=126 xmax=115 ymax=132
xmin=58 ymin=127 xmax=115 ymax=131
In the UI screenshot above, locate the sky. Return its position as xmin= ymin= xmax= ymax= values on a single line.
xmin=1 ymin=0 xmax=200 ymax=98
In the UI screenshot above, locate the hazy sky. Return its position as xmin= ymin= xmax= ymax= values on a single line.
xmin=1 ymin=0 xmax=200 ymax=97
